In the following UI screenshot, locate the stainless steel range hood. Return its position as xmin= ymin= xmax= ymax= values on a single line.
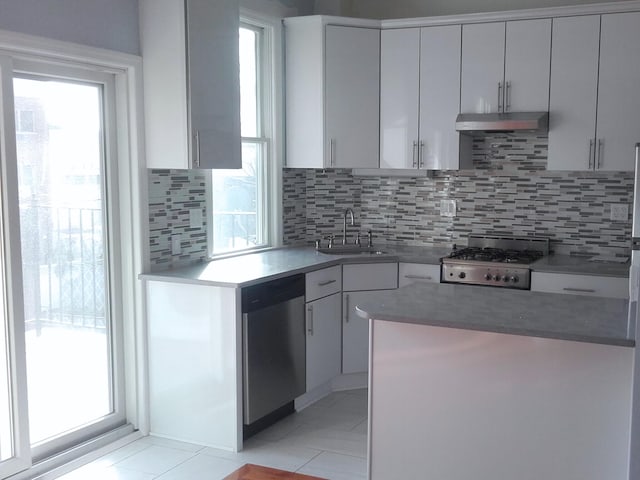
xmin=455 ymin=112 xmax=549 ymax=134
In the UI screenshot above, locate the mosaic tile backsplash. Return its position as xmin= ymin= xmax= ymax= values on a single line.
xmin=283 ymin=134 xmax=634 ymax=258
xmin=148 ymin=134 xmax=634 ymax=270
xmin=148 ymin=169 xmax=208 ymax=271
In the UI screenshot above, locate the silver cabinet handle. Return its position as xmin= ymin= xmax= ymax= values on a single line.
xmin=344 ymin=294 xmax=350 ymax=323
xmin=419 ymin=141 xmax=425 ymax=168
xmin=563 ymin=287 xmax=596 ymax=294
xmin=497 ymin=82 xmax=503 ymax=113
xmin=597 ymin=138 xmax=603 ymax=169
xmin=194 ymin=130 xmax=201 ymax=168
xmin=588 ymin=139 xmax=594 ymax=169
xmin=404 ymin=274 xmax=433 ymax=281
xmin=318 ymin=279 xmax=337 ymax=287
xmin=505 ymin=81 xmax=511 ymax=112
xmin=412 ymin=141 xmax=418 ymax=168
xmin=329 ymin=138 xmax=336 ymax=166
xmin=307 ymin=305 xmax=314 ymax=335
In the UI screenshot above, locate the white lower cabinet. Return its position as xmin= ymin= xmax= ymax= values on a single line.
xmin=398 ymin=263 xmax=441 ymax=287
xmin=306 ymin=292 xmax=342 ymax=391
xmin=531 ymin=271 xmax=628 ymax=299
xmin=342 ymin=263 xmax=399 ymax=374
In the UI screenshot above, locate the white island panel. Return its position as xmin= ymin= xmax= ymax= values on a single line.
xmin=369 ymin=320 xmax=633 ymax=480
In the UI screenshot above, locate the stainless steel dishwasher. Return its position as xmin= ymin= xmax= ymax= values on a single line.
xmin=242 ymin=274 xmax=305 ymax=436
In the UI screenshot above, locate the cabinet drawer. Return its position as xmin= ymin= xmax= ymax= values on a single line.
xmin=343 ymin=263 xmax=398 ymax=292
xmin=530 ymin=272 xmax=628 ymax=299
xmin=398 ymin=263 xmax=441 ymax=287
xmin=306 ymin=265 xmax=342 ymax=302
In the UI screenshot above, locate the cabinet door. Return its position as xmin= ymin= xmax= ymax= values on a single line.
xmin=547 ymin=15 xmax=600 ymax=171
xmin=186 ymin=0 xmax=241 ymax=169
xmin=531 ymin=272 xmax=628 ymax=299
xmin=504 ymin=19 xmax=551 ymax=112
xmin=306 ymin=293 xmax=342 ymax=392
xmin=343 ymin=290 xmax=394 ymax=374
xmin=325 ymin=25 xmax=380 ymax=169
xmin=461 ymin=22 xmax=505 ymax=114
xmin=594 ymin=12 xmax=640 ymax=172
xmin=380 ymin=28 xmax=420 ymax=170
xmin=419 ymin=25 xmax=462 ymax=170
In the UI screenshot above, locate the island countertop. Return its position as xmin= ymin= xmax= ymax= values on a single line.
xmin=356 ymin=282 xmax=633 ymax=347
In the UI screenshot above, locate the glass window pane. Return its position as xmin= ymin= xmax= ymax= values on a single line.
xmin=239 ymin=27 xmax=258 ymax=138
xmin=210 ymin=143 xmax=261 ymax=254
xmin=14 ymin=77 xmax=113 ymax=445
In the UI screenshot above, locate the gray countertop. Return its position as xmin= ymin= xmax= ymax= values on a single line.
xmin=140 ymin=245 xmax=629 ymax=288
xmin=356 ymin=282 xmax=633 ymax=347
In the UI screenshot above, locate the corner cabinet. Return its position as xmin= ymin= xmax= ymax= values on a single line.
xmin=380 ymin=25 xmax=468 ymax=170
xmin=461 ymin=19 xmax=551 ymax=114
xmin=548 ymin=13 xmax=640 ymax=171
xmin=140 ymin=0 xmax=241 ymax=169
xmin=284 ymin=17 xmax=380 ymax=169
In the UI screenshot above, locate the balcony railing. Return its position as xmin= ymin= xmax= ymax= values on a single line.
xmin=20 ymin=204 xmax=106 ymax=332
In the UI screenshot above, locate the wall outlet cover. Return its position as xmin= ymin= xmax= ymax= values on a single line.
xmin=610 ymin=204 xmax=629 ymax=222
xmin=171 ymin=234 xmax=181 ymax=255
xmin=440 ymin=199 xmax=457 ymax=217
xmin=189 ymin=208 xmax=203 ymax=229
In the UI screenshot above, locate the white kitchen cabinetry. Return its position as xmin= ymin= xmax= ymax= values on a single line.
xmin=398 ymin=263 xmax=441 ymax=287
xmin=305 ymin=266 xmax=342 ymax=392
xmin=342 ymin=263 xmax=398 ymax=374
xmin=140 ymin=0 xmax=241 ymax=169
xmin=548 ymin=13 xmax=640 ymax=171
xmin=285 ymin=17 xmax=380 ymax=169
xmin=531 ymin=272 xmax=628 ymax=299
xmin=380 ymin=25 xmax=466 ymax=170
xmin=461 ymin=19 xmax=551 ymax=114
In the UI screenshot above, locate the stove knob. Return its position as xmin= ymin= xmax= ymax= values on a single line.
xmin=484 ymin=273 xmax=492 ymax=281
xmin=492 ymin=275 xmax=500 ymax=281
xmin=510 ymin=276 xmax=519 ymax=283
xmin=502 ymin=276 xmax=509 ymax=282
xmin=458 ymin=272 xmax=466 ymax=279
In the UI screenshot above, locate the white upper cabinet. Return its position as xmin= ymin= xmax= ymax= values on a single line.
xmin=285 ymin=17 xmax=380 ymax=169
xmin=548 ymin=13 xmax=640 ymax=171
xmin=140 ymin=0 xmax=241 ymax=169
xmin=380 ymin=25 xmax=465 ymax=170
xmin=461 ymin=19 xmax=551 ymax=114
xmin=380 ymin=28 xmax=420 ymax=170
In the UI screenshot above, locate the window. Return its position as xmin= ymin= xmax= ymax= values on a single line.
xmin=209 ymin=18 xmax=280 ymax=255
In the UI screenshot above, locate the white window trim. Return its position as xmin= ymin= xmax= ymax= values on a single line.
xmin=207 ymin=10 xmax=283 ymax=259
xmin=0 ymin=28 xmax=148 ymax=479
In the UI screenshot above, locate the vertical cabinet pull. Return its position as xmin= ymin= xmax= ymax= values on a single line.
xmin=505 ymin=81 xmax=511 ymax=112
xmin=412 ymin=141 xmax=418 ymax=168
xmin=344 ymin=294 xmax=350 ymax=323
xmin=329 ymin=138 xmax=336 ymax=166
xmin=597 ymin=138 xmax=603 ymax=169
xmin=307 ymin=305 xmax=314 ymax=335
xmin=194 ymin=130 xmax=201 ymax=168
xmin=497 ymin=82 xmax=503 ymax=113
xmin=419 ymin=141 xmax=425 ymax=168
xmin=588 ymin=139 xmax=594 ymax=169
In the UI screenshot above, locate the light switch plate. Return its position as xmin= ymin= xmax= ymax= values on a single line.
xmin=440 ymin=199 xmax=457 ymax=217
xmin=610 ymin=203 xmax=629 ymax=222
xmin=189 ymin=208 xmax=203 ymax=229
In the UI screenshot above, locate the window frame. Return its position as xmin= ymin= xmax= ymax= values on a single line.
xmin=207 ymin=10 xmax=283 ymax=259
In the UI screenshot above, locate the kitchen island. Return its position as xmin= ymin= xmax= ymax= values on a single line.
xmin=357 ymin=282 xmax=634 ymax=480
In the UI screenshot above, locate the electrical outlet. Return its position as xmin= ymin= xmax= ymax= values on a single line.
xmin=189 ymin=208 xmax=203 ymax=229
xmin=171 ymin=234 xmax=181 ymax=255
xmin=440 ymin=199 xmax=457 ymax=217
xmin=610 ymin=204 xmax=629 ymax=222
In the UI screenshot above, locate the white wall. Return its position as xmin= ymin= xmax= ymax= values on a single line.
xmin=241 ymin=0 xmax=300 ymax=17
xmin=0 ymin=0 xmax=140 ymax=54
xmin=339 ymin=0 xmax=626 ymax=18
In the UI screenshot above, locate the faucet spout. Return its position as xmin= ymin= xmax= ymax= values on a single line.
xmin=343 ymin=208 xmax=355 ymax=245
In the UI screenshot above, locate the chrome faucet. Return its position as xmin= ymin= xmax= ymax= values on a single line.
xmin=342 ymin=208 xmax=355 ymax=245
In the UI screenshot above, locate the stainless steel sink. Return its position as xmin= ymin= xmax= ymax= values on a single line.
xmin=316 ymin=246 xmax=387 ymax=255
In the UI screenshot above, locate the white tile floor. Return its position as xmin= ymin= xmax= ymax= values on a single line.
xmin=57 ymin=389 xmax=368 ymax=480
